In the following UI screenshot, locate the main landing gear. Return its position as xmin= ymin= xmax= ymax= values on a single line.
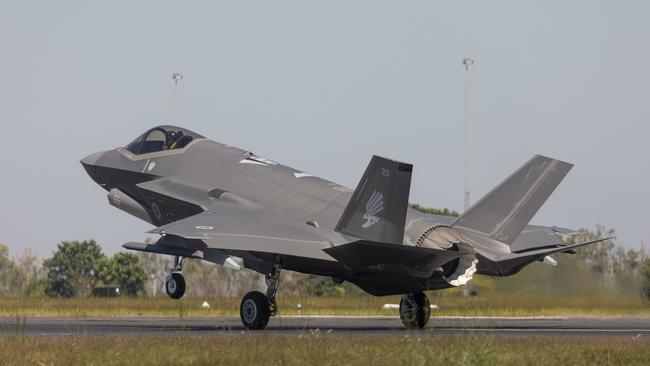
xmin=240 ymin=264 xmax=281 ymax=330
xmin=399 ymin=292 xmax=431 ymax=329
xmin=165 ymin=256 xmax=186 ymax=299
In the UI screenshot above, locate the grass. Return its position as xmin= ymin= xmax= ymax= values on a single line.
xmin=1 ymin=294 xmax=648 ymax=365
xmin=0 ymin=293 xmax=648 ymax=317
xmin=1 ymin=333 xmax=650 ymax=365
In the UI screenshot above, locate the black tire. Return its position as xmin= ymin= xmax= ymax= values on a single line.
xmin=399 ymin=292 xmax=431 ymax=329
xmin=240 ymin=291 xmax=271 ymax=330
xmin=165 ymin=272 xmax=186 ymax=299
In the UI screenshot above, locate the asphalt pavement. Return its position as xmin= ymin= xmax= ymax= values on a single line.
xmin=2 ymin=316 xmax=650 ymax=337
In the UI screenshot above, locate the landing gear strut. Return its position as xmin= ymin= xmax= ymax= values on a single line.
xmin=240 ymin=263 xmax=281 ymax=330
xmin=399 ymin=292 xmax=431 ymax=329
xmin=265 ymin=264 xmax=281 ymax=316
xmin=165 ymin=256 xmax=185 ymax=299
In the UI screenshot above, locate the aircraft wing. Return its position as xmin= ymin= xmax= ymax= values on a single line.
xmin=147 ymin=208 xmax=336 ymax=261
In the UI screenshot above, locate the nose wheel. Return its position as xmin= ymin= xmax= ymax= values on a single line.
xmin=165 ymin=256 xmax=186 ymax=299
xmin=165 ymin=272 xmax=185 ymax=299
xmin=399 ymin=292 xmax=431 ymax=329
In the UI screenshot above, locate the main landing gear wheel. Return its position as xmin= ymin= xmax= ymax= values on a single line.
xmin=240 ymin=263 xmax=281 ymax=330
xmin=399 ymin=292 xmax=431 ymax=329
xmin=240 ymin=291 xmax=271 ymax=330
xmin=165 ymin=272 xmax=185 ymax=299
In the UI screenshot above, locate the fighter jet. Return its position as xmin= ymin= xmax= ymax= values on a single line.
xmin=81 ymin=125 xmax=609 ymax=330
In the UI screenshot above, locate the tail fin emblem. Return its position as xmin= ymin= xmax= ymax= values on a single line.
xmin=362 ymin=190 xmax=384 ymax=228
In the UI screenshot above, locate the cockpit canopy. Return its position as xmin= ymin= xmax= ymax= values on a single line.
xmin=126 ymin=126 xmax=205 ymax=155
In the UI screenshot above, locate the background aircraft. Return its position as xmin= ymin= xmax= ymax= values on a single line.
xmin=81 ymin=125 xmax=609 ymax=329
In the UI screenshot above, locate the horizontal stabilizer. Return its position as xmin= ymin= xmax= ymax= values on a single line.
xmin=324 ymin=241 xmax=462 ymax=278
xmin=510 ymin=226 xmax=570 ymax=252
xmin=487 ymin=236 xmax=614 ymax=276
xmin=518 ymin=236 xmax=614 ymax=257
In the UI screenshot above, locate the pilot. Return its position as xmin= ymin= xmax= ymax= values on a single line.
xmin=165 ymin=130 xmax=184 ymax=150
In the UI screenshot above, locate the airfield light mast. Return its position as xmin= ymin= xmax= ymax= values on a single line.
xmin=462 ymin=58 xmax=474 ymax=211
xmin=172 ymin=72 xmax=183 ymax=123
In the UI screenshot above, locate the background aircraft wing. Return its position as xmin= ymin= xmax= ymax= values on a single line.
xmin=147 ymin=208 xmax=336 ymax=261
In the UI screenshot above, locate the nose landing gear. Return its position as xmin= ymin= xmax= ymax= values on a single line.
xmin=165 ymin=256 xmax=186 ymax=299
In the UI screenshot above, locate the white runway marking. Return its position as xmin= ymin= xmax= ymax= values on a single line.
xmin=277 ymin=316 xmax=569 ymax=320
xmin=439 ymin=328 xmax=650 ymax=333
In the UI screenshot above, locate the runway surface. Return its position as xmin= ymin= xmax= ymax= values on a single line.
xmin=2 ymin=316 xmax=650 ymax=337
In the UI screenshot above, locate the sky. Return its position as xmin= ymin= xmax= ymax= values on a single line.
xmin=0 ymin=1 xmax=648 ymax=258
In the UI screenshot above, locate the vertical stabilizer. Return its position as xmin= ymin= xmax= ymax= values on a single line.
xmin=335 ymin=155 xmax=412 ymax=244
xmin=452 ymin=155 xmax=573 ymax=245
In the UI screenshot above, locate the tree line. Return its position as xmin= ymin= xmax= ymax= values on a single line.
xmin=0 ymin=240 xmax=145 ymax=297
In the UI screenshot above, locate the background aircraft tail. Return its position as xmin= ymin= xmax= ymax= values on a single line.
xmin=452 ymin=155 xmax=573 ymax=246
xmin=335 ymin=155 xmax=412 ymax=244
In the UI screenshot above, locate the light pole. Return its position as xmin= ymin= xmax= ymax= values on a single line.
xmin=172 ymin=72 xmax=183 ymax=123
xmin=462 ymin=58 xmax=474 ymax=211
xmin=462 ymin=58 xmax=474 ymax=297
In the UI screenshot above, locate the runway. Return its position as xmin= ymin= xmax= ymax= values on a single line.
xmin=2 ymin=316 xmax=650 ymax=337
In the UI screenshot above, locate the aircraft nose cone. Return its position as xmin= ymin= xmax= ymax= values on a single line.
xmin=80 ymin=151 xmax=105 ymax=167
xmin=81 ymin=151 xmax=109 ymax=189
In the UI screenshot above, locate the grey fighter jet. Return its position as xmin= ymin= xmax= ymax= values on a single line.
xmin=81 ymin=125 xmax=609 ymax=330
